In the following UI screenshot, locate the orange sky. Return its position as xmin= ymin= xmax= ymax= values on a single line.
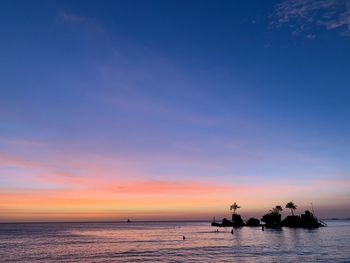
xmin=1 ymin=151 xmax=349 ymax=222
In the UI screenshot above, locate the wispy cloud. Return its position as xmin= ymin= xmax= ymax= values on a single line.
xmin=0 ymin=137 xmax=45 ymax=147
xmin=57 ymin=10 xmax=103 ymax=33
xmin=0 ymin=152 xmax=42 ymax=169
xmin=274 ymin=0 xmax=350 ymax=36
xmin=58 ymin=11 xmax=86 ymax=24
xmin=1 ymin=146 xmax=348 ymax=220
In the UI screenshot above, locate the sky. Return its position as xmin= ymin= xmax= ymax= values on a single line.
xmin=0 ymin=0 xmax=350 ymax=222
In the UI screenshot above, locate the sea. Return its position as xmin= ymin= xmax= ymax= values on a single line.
xmin=0 ymin=220 xmax=349 ymax=262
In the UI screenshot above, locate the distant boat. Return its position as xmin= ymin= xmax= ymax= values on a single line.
xmin=127 ymin=218 xmax=131 ymax=223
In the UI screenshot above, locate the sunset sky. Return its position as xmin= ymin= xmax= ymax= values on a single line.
xmin=1 ymin=0 xmax=350 ymax=222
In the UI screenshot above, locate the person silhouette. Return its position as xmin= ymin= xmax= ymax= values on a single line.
xmin=182 ymin=236 xmax=186 ymax=240
xmin=231 ymin=229 xmax=234 ymax=234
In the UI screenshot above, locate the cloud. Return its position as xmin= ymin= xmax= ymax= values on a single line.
xmin=274 ymin=0 xmax=350 ymax=36
xmin=56 ymin=10 xmax=103 ymax=33
xmin=0 ymin=152 xmax=42 ymax=169
xmin=110 ymin=179 xmax=234 ymax=195
xmin=0 ymin=137 xmax=45 ymax=146
xmin=58 ymin=11 xmax=86 ymax=24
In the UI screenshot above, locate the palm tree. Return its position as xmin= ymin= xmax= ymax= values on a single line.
xmin=271 ymin=205 xmax=283 ymax=214
xmin=230 ymin=202 xmax=241 ymax=214
xmin=286 ymin=201 xmax=297 ymax=216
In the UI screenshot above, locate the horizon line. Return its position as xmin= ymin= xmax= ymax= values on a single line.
xmin=1 ymin=218 xmax=350 ymax=224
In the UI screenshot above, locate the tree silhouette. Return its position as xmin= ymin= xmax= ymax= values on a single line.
xmin=271 ymin=205 xmax=283 ymax=214
xmin=286 ymin=201 xmax=297 ymax=216
xmin=230 ymin=202 xmax=241 ymax=214
xmin=261 ymin=205 xmax=282 ymax=227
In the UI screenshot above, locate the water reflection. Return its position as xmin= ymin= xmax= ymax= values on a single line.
xmin=0 ymin=221 xmax=349 ymax=262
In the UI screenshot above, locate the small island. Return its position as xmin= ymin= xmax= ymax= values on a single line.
xmin=211 ymin=201 xmax=326 ymax=228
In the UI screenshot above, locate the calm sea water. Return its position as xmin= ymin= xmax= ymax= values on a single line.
xmin=0 ymin=220 xmax=349 ymax=262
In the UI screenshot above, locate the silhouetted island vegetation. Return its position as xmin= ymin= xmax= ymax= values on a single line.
xmin=211 ymin=201 xmax=326 ymax=228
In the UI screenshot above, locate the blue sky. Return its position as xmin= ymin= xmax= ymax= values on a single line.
xmin=0 ymin=0 xmax=350 ymax=221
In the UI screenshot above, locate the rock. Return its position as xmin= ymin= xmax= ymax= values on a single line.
xmin=231 ymin=214 xmax=245 ymax=226
xmin=278 ymin=211 xmax=325 ymax=228
xmin=261 ymin=212 xmax=281 ymax=227
xmin=216 ymin=215 xmax=246 ymax=227
xmin=300 ymin=210 xmax=325 ymax=228
xmin=246 ymin=218 xmax=260 ymax=226
xmin=281 ymin=215 xmax=301 ymax=227
xmin=222 ymin=218 xmax=234 ymax=227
